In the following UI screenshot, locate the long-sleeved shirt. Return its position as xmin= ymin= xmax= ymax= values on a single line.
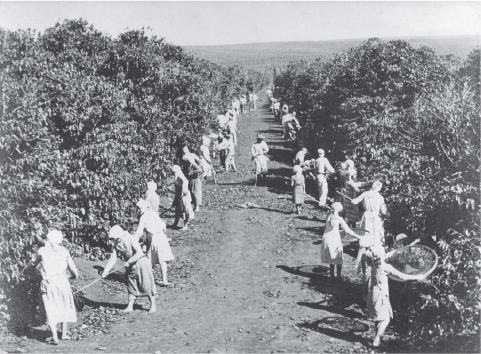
xmin=251 ymin=141 xmax=269 ymax=158
xmin=314 ymin=156 xmax=335 ymax=175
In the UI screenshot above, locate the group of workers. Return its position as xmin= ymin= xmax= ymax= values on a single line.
xmin=290 ymin=148 xmax=424 ymax=348
xmin=266 ymin=87 xmax=301 ymax=141
xmin=27 ymin=180 xmax=177 ymax=344
xmin=28 ymin=87 xmax=424 ymax=349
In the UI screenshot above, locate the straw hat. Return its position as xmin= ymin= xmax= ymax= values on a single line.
xmin=257 ymin=134 xmax=265 ymax=140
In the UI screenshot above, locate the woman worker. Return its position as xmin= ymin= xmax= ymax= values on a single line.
xmin=28 ymin=230 xmax=79 ymax=345
xmin=102 ymin=225 xmax=157 ymax=313
xmin=134 ymin=200 xmax=175 ymax=286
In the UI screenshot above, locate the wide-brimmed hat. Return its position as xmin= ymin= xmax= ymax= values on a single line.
xmin=257 ymin=134 xmax=265 ymax=140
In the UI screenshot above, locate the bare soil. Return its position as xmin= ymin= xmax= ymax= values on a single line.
xmin=3 ymin=92 xmax=401 ymax=353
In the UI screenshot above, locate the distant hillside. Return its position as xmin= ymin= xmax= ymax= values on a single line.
xmin=185 ymin=35 xmax=480 ymax=71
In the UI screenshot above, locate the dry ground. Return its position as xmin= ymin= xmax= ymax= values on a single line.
xmin=4 ymin=91 xmax=405 ymax=354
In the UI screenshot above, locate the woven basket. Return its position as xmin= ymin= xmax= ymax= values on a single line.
xmin=386 ymin=245 xmax=438 ymax=282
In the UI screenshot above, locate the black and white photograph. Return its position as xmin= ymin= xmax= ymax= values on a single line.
xmin=0 ymin=1 xmax=479 ymax=353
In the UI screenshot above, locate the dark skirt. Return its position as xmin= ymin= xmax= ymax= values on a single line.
xmin=126 ymin=256 xmax=157 ymax=297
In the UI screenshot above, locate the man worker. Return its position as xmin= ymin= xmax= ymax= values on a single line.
xmin=312 ymin=149 xmax=335 ymax=206
xmin=240 ymin=94 xmax=247 ymax=114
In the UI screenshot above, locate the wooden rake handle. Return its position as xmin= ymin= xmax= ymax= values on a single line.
xmin=72 ymin=264 xmax=127 ymax=295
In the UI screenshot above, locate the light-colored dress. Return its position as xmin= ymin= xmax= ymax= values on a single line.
xmin=137 ymin=210 xmax=175 ymax=264
xmin=341 ymin=175 xmax=362 ymax=224
xmin=174 ymin=174 xmax=194 ymax=221
xmin=251 ymin=141 xmax=269 ymax=174
xmin=200 ymin=145 xmax=213 ymax=178
xmin=115 ymin=234 xmax=157 ymax=296
xmin=367 ymin=261 xmax=393 ymax=321
xmin=353 ymin=190 xmax=386 ymax=245
xmin=291 ymin=174 xmax=305 ymax=205
xmin=320 ymin=215 xmax=349 ymax=265
xmin=146 ymin=190 xmax=160 ymax=212
xmin=37 ymin=244 xmax=77 ymax=324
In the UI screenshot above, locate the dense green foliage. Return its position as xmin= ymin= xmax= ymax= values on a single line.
xmin=0 ymin=20 xmax=268 ymax=329
xmin=275 ymin=40 xmax=480 ymax=346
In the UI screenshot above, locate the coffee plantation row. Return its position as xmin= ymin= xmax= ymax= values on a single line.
xmin=0 ymin=19 xmax=268 ymax=330
xmin=273 ymin=39 xmax=480 ymax=347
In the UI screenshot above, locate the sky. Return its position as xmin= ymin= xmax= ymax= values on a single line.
xmin=0 ymin=1 xmax=480 ymax=46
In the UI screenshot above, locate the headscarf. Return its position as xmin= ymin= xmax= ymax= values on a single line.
xmin=293 ymin=165 xmax=302 ymax=174
xmin=172 ymin=165 xmax=183 ymax=175
xmin=46 ymin=230 xmax=63 ymax=245
xmin=147 ymin=181 xmax=157 ymax=192
xmin=136 ymin=199 xmax=151 ymax=211
xmin=372 ymin=180 xmax=382 ymax=192
xmin=370 ymin=244 xmax=386 ymax=263
xmin=330 ymin=202 xmax=343 ymax=227
xmin=109 ymin=225 xmax=127 ymax=239
xmin=317 ymin=149 xmax=325 ymax=156
xmin=345 ymin=159 xmax=355 ymax=170
xmin=202 ymin=135 xmax=211 ymax=146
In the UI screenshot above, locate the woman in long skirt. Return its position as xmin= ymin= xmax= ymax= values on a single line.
xmin=172 ymin=165 xmax=195 ymax=230
xmin=291 ymin=165 xmax=305 ymax=214
xmin=29 ymin=230 xmax=78 ymax=345
xmin=366 ymin=245 xmax=424 ymax=347
xmin=145 ymin=181 xmax=160 ymax=212
xmin=200 ymin=135 xmax=216 ymax=183
xmin=320 ymin=202 xmax=363 ymax=279
xmin=103 ymin=225 xmax=157 ymax=313
xmin=134 ymin=200 xmax=175 ymax=286
xmin=351 ymin=180 xmax=387 ymax=245
xmin=182 ymin=146 xmax=203 ymax=212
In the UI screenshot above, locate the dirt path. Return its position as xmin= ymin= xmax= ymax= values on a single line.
xmin=14 ymin=91 xmax=376 ymax=354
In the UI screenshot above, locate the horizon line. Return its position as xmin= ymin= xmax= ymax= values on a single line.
xmin=183 ymin=33 xmax=481 ymax=48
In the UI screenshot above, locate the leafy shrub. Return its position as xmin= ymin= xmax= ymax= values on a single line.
xmin=275 ymin=40 xmax=480 ymax=345
xmin=0 ymin=19 xmax=268 ymax=332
